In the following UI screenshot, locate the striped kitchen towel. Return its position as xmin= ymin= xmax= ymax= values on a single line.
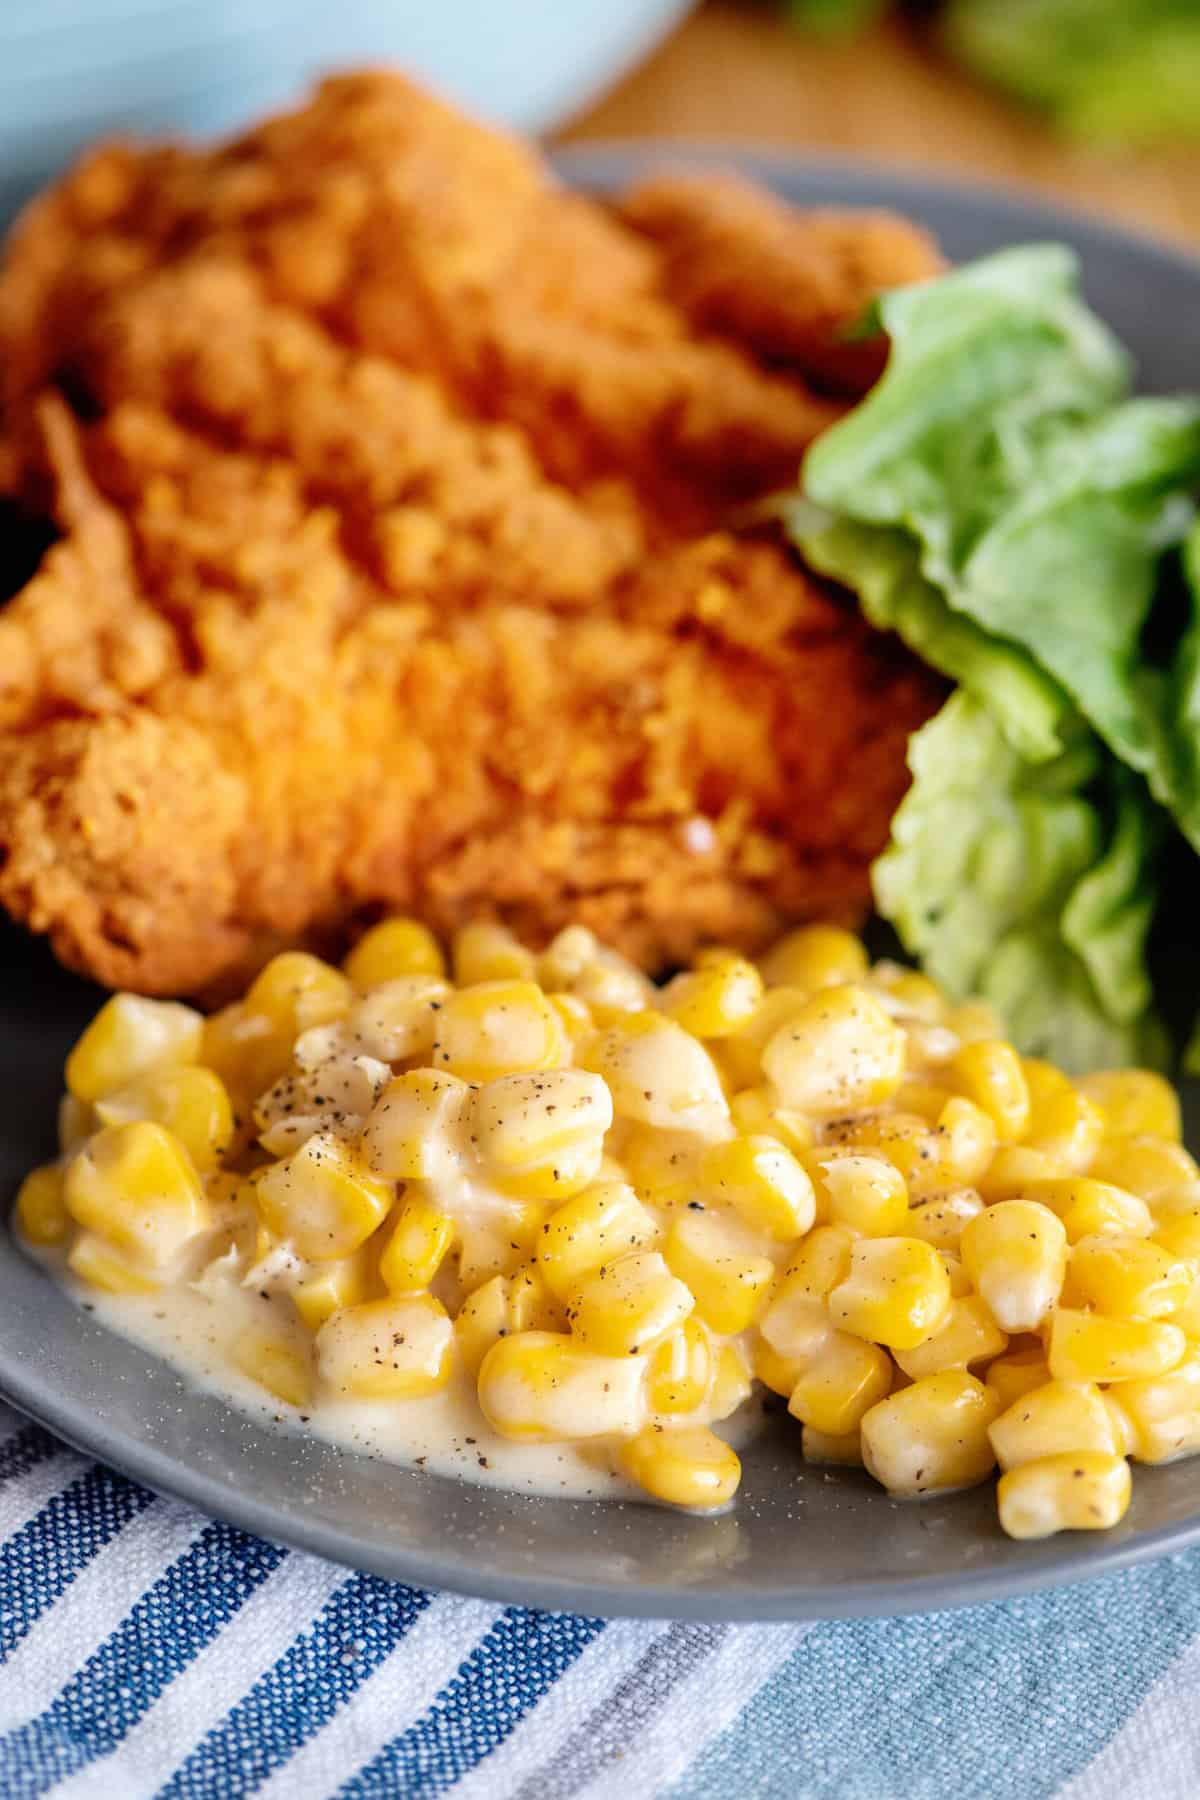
xmin=2 ymin=1399 xmax=1200 ymax=1798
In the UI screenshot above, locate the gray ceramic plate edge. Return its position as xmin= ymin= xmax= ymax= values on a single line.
xmin=3 ymin=149 xmax=1200 ymax=1620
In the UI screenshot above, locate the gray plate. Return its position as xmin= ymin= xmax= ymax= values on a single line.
xmin=3 ymin=148 xmax=1200 ymax=1620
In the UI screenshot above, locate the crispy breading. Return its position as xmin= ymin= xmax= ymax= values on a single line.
xmin=0 ymin=73 xmax=941 ymax=995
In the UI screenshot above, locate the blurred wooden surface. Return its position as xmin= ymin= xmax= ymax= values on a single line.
xmin=559 ymin=1 xmax=1200 ymax=249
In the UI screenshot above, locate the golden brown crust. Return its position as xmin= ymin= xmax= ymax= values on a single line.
xmin=0 ymin=72 xmax=942 ymax=995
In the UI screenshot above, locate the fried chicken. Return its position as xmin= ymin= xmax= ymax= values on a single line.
xmin=0 ymin=72 xmax=943 ymax=996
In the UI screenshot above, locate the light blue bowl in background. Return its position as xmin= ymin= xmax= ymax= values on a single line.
xmin=0 ymin=0 xmax=692 ymax=221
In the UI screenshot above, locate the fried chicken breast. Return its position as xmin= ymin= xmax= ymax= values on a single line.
xmin=0 ymin=72 xmax=942 ymax=995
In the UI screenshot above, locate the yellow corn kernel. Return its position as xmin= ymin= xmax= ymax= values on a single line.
xmin=246 ymin=952 xmax=354 ymax=1038
xmin=960 ymin=1200 xmax=1068 ymax=1332
xmin=1079 ymin=1069 xmax=1181 ymax=1143
xmin=292 ymin=1250 xmax=374 ymax=1333
xmin=869 ymin=962 xmax=948 ymax=1023
xmin=454 ymin=1275 xmax=511 ymax=1377
xmin=535 ymin=1180 xmax=659 ymax=1298
xmin=621 ymin=1129 xmax=701 ymax=1213
xmin=569 ymin=954 xmax=654 ymax=1024
xmin=504 ymin=1262 xmax=566 ymax=1334
xmin=788 ymin=1333 xmax=892 ymax=1435
xmin=1021 ymin=1061 xmax=1104 ymax=1171
xmin=829 ymin=1113 xmax=947 ymax=1201
xmin=802 ymin=1425 xmax=864 ymax=1466
xmin=64 ymin=1121 xmax=209 ymax=1272
xmin=471 ymin=1069 xmax=612 ymax=1201
xmin=201 ymin=1003 xmax=292 ymax=1111
xmin=729 ymin=1087 xmax=815 ymax=1156
xmin=648 ymin=1317 xmax=713 ymax=1414
xmin=478 ymin=1331 xmax=647 ymax=1440
xmin=985 ymin=1347 xmax=1051 ymax=1410
xmin=906 ymin=1187 xmax=985 ymax=1251
xmin=949 ymin=1040 xmax=1030 ymax=1143
xmin=939 ymin=1250 xmax=973 ymax=1297
xmin=699 ymin=1135 xmax=815 ymax=1241
xmin=94 ymin=1066 xmax=233 ymax=1173
xmin=344 ymin=918 xmax=446 ymax=987
xmin=894 ymin=1296 xmax=1007 ymax=1380
xmin=1068 ymin=1234 xmax=1190 ymax=1320
xmin=988 ymin=1379 xmax=1121 ymax=1472
xmin=997 ymin=1452 xmax=1130 ymax=1539
xmin=1114 ymin=1351 xmax=1200 ymax=1462
xmin=537 ymin=924 xmax=600 ymax=990
xmin=1154 ymin=1213 xmax=1200 ymax=1263
xmin=946 ymin=998 xmax=1005 ymax=1042
xmin=977 ymin=1146 xmax=1064 ymax=1203
xmin=233 ymin=1324 xmax=313 ymax=1407
xmin=829 ymin=1237 xmax=952 ymax=1351
xmin=361 ymin=1069 xmax=472 ymax=1182
xmin=1023 ymin=1176 xmax=1152 ymax=1243
xmin=762 ymin=984 xmax=906 ymax=1117
xmin=809 ymin=1153 xmax=908 ymax=1238
xmin=758 ymin=1225 xmax=857 ymax=1359
xmin=452 ymin=921 xmax=537 ymax=985
xmin=1090 ymin=1136 xmax=1200 ymax=1212
xmin=255 ymin=1132 xmax=393 ymax=1262
xmin=934 ymin=1098 xmax=998 ymax=1187
xmin=58 ymin=1096 xmax=95 ymax=1154
xmin=754 ymin=1338 xmax=806 ymax=1398
xmin=66 ymin=995 xmax=204 ymax=1104
xmin=663 ymin=1209 xmax=774 ymax=1335
xmin=378 ymin=1191 xmax=456 ymax=1293
xmin=757 ymin=925 xmax=868 ymax=993
xmin=584 ymin=1014 xmax=728 ymax=1135
xmin=721 ymin=986 xmax=810 ymax=1089
xmin=1102 ymin=1391 xmax=1138 ymax=1457
xmin=14 ymin=1163 xmax=70 ymax=1247
xmin=431 ymin=981 xmax=566 ymax=1084
xmin=348 ymin=977 xmax=451 ymax=1063
xmin=620 ymin=1425 xmax=740 ymax=1509
xmin=318 ymin=1292 xmax=454 ymax=1398
xmin=566 ymin=1250 xmax=694 ymax=1357
xmin=67 ymin=1232 xmax=160 ymax=1294
xmin=706 ymin=1342 xmax=753 ymax=1423
xmin=1048 ymin=1307 xmax=1186 ymax=1383
xmin=548 ymin=994 xmax=594 ymax=1051
xmin=660 ymin=955 xmax=763 ymax=1039
xmin=860 ymin=1370 xmax=999 ymax=1496
xmin=894 ymin=1078 xmax=955 ymax=1126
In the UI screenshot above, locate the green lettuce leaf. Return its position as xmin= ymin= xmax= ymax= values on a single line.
xmin=872 ymin=692 xmax=1164 ymax=1069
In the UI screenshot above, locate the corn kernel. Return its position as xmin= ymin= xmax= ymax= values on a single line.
xmin=754 ymin=1338 xmax=806 ymax=1397
xmin=537 ymin=924 xmax=600 ymax=990
xmin=960 ymin=1200 xmax=1067 ymax=1332
xmin=67 ymin=1232 xmax=161 ymax=1294
xmin=317 ymin=1293 xmax=454 ymax=1398
xmin=1102 ymin=1391 xmax=1138 ymax=1457
xmin=472 ymin=1070 xmax=612 ymax=1201
xmin=1079 ymin=1069 xmax=1181 ymax=1143
xmin=452 ymin=922 xmax=537 ymax=985
xmin=985 ymin=1347 xmax=1051 ymax=1410
xmin=829 ymin=1237 xmax=952 ymax=1351
xmin=344 ymin=918 xmax=445 ymax=987
xmin=255 ymin=1132 xmax=394 ymax=1261
xmin=547 ymin=994 xmax=594 ymax=1051
xmin=620 ymin=1425 xmax=740 ymax=1509
xmin=621 ymin=1129 xmax=701 ymax=1213
xmin=947 ymin=998 xmax=1005 ymax=1042
xmin=894 ymin=1078 xmax=955 ymax=1125
xmin=860 ymin=1370 xmax=999 ymax=1496
xmin=661 ymin=955 xmax=762 ymax=1039
xmin=1154 ymin=1213 xmax=1200 ymax=1262
xmin=829 ymin=1113 xmax=947 ymax=1201
xmin=1048 ymin=1308 xmax=1186 ymax=1383
xmin=566 ymin=1250 xmax=694 ymax=1357
xmin=939 ymin=1250 xmax=973 ymax=1297
xmin=706 ymin=1342 xmax=753 ymax=1422
xmin=455 ymin=1275 xmax=511 ymax=1377
xmin=1091 ymin=1137 xmax=1200 ymax=1213
xmin=1021 ymin=1061 xmax=1104 ymax=1171
xmin=66 ymin=995 xmax=203 ymax=1104
xmin=950 ymin=1040 xmax=1030 ymax=1142
xmin=977 ymin=1146 xmax=1064 ymax=1202
xmin=245 ymin=952 xmax=354 ymax=1038
xmin=989 ymin=1379 xmax=1121 ymax=1471
xmin=934 ymin=1097 xmax=997 ymax=1187
xmin=569 ymin=952 xmax=654 ymax=1023
xmin=95 ymin=1066 xmax=233 ymax=1173
xmin=233 ymin=1324 xmax=313 ymax=1406
xmin=699 ymin=1135 xmax=815 ymax=1240
xmin=536 ymin=1180 xmax=659 ymax=1298
xmin=292 ymin=1250 xmax=373 ymax=1333
xmin=431 ymin=981 xmax=566 ymax=1084
xmin=1022 ymin=1176 xmax=1152 ymax=1242
xmin=649 ymin=1317 xmax=713 ymax=1414
xmin=758 ymin=1225 xmax=856 ymax=1361
xmin=361 ymin=1069 xmax=472 ymax=1182
xmin=997 ymin=1452 xmax=1130 ymax=1538
xmin=663 ymin=1208 xmax=774 ymax=1334
xmin=906 ymin=1187 xmax=985 ymax=1251
xmin=762 ymin=984 xmax=905 ymax=1116
xmin=14 ymin=1163 xmax=70 ymax=1247
xmin=1068 ymin=1234 xmax=1189 ymax=1320
xmin=478 ymin=1331 xmax=646 ymax=1440
xmin=788 ymin=1333 xmax=892 ymax=1435
xmin=802 ymin=1425 xmax=864 ymax=1466
xmin=729 ymin=1087 xmax=814 ymax=1155
xmin=58 ymin=1096 xmax=94 ymax=1154
xmin=869 ymin=962 xmax=948 ymax=1023
xmin=348 ymin=977 xmax=451 ymax=1063
xmin=721 ymin=986 xmax=810 ymax=1088
xmin=1115 ymin=1350 xmax=1200 ymax=1462
xmin=757 ymin=925 xmax=868 ymax=993
xmin=379 ymin=1191 xmax=456 ymax=1292
xmin=64 ymin=1121 xmax=210 ymax=1272
xmin=810 ymin=1153 xmax=908 ymax=1238
xmin=894 ymin=1296 xmax=1007 ymax=1380
xmin=201 ymin=1003 xmax=291 ymax=1109
xmin=584 ymin=1014 xmax=728 ymax=1135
